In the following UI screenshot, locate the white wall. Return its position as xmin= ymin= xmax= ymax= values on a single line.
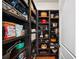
xmin=34 ymin=2 xmax=59 ymax=10
xmin=59 ymin=0 xmax=75 ymax=59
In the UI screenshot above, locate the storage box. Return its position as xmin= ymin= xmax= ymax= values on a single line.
xmin=15 ymin=42 xmax=24 ymax=49
xmin=50 ymin=38 xmax=56 ymax=42
xmin=3 ymin=21 xmax=16 ymax=40
xmin=41 ymin=12 xmax=47 ymax=17
xmin=15 ymin=24 xmax=23 ymax=37
xmin=52 ymin=23 xmax=58 ymax=27
xmin=51 ymin=14 xmax=54 ymax=18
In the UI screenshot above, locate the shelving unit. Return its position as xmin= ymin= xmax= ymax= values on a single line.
xmin=36 ymin=10 xmax=50 ymax=55
xmin=36 ymin=10 xmax=59 ymax=59
xmin=49 ymin=10 xmax=59 ymax=59
xmin=2 ymin=0 xmax=29 ymax=59
xmin=2 ymin=0 xmax=59 ymax=59
xmin=28 ymin=0 xmax=37 ymax=59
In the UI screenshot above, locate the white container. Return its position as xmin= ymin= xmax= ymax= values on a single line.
xmin=31 ymin=29 xmax=36 ymax=41
xmin=52 ymin=23 xmax=57 ymax=27
xmin=51 ymin=14 xmax=54 ymax=18
xmin=23 ymin=15 xmax=28 ymax=21
xmin=52 ymin=49 xmax=57 ymax=53
xmin=50 ymin=46 xmax=55 ymax=49
xmin=15 ymin=24 xmax=23 ymax=37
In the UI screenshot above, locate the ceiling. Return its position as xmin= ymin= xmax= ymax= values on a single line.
xmin=33 ymin=0 xmax=59 ymax=10
xmin=33 ymin=0 xmax=58 ymax=3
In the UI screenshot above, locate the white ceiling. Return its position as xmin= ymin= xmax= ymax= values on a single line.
xmin=33 ymin=0 xmax=58 ymax=3
xmin=33 ymin=0 xmax=59 ymax=10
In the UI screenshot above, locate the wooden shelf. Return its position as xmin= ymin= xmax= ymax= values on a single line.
xmin=39 ymin=16 xmax=49 ymax=18
xmin=31 ymin=0 xmax=37 ymax=11
xmin=37 ymin=54 xmax=57 ymax=56
xmin=20 ymin=0 xmax=28 ymax=8
xmin=31 ymin=9 xmax=36 ymax=16
xmin=39 ymin=42 xmax=49 ymax=44
xmin=3 ymin=1 xmax=28 ymax=22
xmin=2 ymin=0 xmax=32 ymax=59
xmin=38 ymin=22 xmax=49 ymax=25
xmin=50 ymin=27 xmax=58 ymax=29
xmin=31 ymin=32 xmax=37 ymax=34
xmin=3 ymin=9 xmax=27 ymax=22
xmin=50 ymin=18 xmax=59 ymax=19
xmin=3 ymin=36 xmax=25 ymax=44
xmin=38 ymin=47 xmax=59 ymax=50
xmin=50 ymin=46 xmax=60 ymax=49
xmin=38 ymin=48 xmax=50 ymax=50
xmin=11 ymin=48 xmax=26 ymax=59
xmin=38 ymin=38 xmax=49 ymax=40
xmin=31 ymin=16 xmax=36 ymax=24
xmin=31 ymin=0 xmax=37 ymax=17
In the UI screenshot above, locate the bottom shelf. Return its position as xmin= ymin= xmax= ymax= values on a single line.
xmin=36 ymin=55 xmax=57 ymax=59
xmin=37 ymin=54 xmax=57 ymax=56
xmin=10 ymin=48 xmax=26 ymax=59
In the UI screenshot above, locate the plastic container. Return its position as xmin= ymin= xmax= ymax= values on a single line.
xmin=51 ymin=14 xmax=54 ymax=18
xmin=3 ymin=21 xmax=16 ymax=40
xmin=15 ymin=42 xmax=24 ymax=49
xmin=50 ymin=37 xmax=57 ymax=42
xmin=41 ymin=12 xmax=47 ymax=17
xmin=15 ymin=24 xmax=23 ymax=37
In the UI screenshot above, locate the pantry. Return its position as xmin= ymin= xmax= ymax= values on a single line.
xmin=2 ymin=0 xmax=59 ymax=59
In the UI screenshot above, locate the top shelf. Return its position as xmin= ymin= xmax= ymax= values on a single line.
xmin=30 ymin=0 xmax=37 ymax=17
xmin=3 ymin=1 xmax=28 ymax=22
xmin=39 ymin=16 xmax=49 ymax=18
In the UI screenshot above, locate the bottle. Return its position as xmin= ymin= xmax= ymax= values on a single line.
xmin=54 ymin=28 xmax=59 ymax=34
xmin=52 ymin=22 xmax=57 ymax=27
xmin=45 ymin=25 xmax=48 ymax=30
xmin=45 ymin=33 xmax=48 ymax=38
xmin=40 ymin=31 xmax=43 ymax=38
